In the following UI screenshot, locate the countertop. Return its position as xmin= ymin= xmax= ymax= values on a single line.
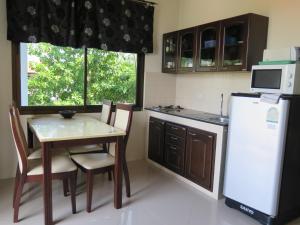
xmin=145 ymin=107 xmax=229 ymax=126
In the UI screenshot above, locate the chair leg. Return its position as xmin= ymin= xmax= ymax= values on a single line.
xmin=13 ymin=176 xmax=25 ymax=223
xmin=13 ymin=166 xmax=20 ymax=208
xmin=70 ymin=172 xmax=77 ymax=214
xmin=108 ymin=170 xmax=112 ymax=181
xmin=123 ymin=156 xmax=131 ymax=198
xmin=63 ymin=179 xmax=69 ymax=197
xmin=86 ymin=171 xmax=94 ymax=213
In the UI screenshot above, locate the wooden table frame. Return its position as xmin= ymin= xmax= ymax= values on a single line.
xmin=27 ymin=124 xmax=125 ymax=225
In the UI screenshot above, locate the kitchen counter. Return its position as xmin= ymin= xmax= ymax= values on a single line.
xmin=145 ymin=107 xmax=229 ymax=126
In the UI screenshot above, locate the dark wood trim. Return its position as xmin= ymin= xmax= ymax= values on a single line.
xmin=136 ymin=54 xmax=145 ymax=109
xmin=11 ymin=43 xmax=145 ymax=115
xmin=83 ymin=48 xmax=88 ymax=107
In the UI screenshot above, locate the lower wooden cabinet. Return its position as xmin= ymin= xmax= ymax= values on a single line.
xmin=185 ymin=128 xmax=216 ymax=190
xmin=148 ymin=117 xmax=216 ymax=191
xmin=148 ymin=117 xmax=165 ymax=165
xmin=164 ymin=144 xmax=185 ymax=175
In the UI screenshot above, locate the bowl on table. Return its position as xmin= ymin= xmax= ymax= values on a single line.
xmin=59 ymin=110 xmax=77 ymax=119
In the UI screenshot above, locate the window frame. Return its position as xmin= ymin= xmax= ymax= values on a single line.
xmin=12 ymin=42 xmax=145 ymax=114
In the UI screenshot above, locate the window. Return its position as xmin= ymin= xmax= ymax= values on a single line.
xmin=13 ymin=42 xmax=144 ymax=114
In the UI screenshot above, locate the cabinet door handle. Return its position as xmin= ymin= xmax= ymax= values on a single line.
xmin=160 ymin=122 xmax=165 ymax=125
xmin=189 ymin=132 xmax=196 ymax=136
xmin=170 ymin=146 xmax=177 ymax=150
xmin=171 ymin=136 xmax=178 ymax=141
xmin=171 ymin=127 xmax=178 ymax=130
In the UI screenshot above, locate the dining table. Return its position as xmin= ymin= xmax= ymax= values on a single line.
xmin=27 ymin=115 xmax=126 ymax=225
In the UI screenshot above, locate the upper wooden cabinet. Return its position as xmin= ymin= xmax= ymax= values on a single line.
xmin=219 ymin=14 xmax=268 ymax=71
xmin=162 ymin=13 xmax=269 ymax=73
xmin=196 ymin=22 xmax=221 ymax=72
xmin=178 ymin=28 xmax=197 ymax=73
xmin=162 ymin=32 xmax=178 ymax=73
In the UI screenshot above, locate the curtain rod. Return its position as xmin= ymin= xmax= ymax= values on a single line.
xmin=129 ymin=0 xmax=157 ymax=6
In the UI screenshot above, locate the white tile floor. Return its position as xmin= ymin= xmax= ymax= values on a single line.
xmin=1 ymin=160 xmax=300 ymax=225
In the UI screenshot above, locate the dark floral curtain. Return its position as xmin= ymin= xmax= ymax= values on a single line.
xmin=6 ymin=0 xmax=154 ymax=54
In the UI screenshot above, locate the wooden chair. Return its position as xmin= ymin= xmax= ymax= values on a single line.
xmin=11 ymin=103 xmax=68 ymax=160
xmin=11 ymin=104 xmax=70 ymax=197
xmin=9 ymin=106 xmax=78 ymax=223
xmin=71 ymin=104 xmax=133 ymax=212
xmin=68 ymin=100 xmax=113 ymax=155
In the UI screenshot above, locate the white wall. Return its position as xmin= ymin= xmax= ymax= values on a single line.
xmin=144 ymin=0 xmax=178 ymax=107
xmin=174 ymin=0 xmax=270 ymax=115
xmin=0 ymin=0 xmax=16 ymax=179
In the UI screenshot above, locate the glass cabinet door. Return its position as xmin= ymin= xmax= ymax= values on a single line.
xmin=178 ymin=28 xmax=196 ymax=72
xmin=196 ymin=23 xmax=220 ymax=71
xmin=220 ymin=16 xmax=248 ymax=71
xmin=162 ymin=32 xmax=178 ymax=73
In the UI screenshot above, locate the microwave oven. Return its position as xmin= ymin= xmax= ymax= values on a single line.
xmin=250 ymin=63 xmax=300 ymax=94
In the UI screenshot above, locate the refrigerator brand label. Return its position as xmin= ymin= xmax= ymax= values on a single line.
xmin=240 ymin=205 xmax=254 ymax=215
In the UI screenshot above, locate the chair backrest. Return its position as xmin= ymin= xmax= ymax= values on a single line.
xmin=100 ymin=100 xmax=113 ymax=124
xmin=109 ymin=104 xmax=133 ymax=156
xmin=9 ymin=106 xmax=28 ymax=174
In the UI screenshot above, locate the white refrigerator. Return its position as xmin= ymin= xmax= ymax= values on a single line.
xmin=223 ymin=94 xmax=300 ymax=225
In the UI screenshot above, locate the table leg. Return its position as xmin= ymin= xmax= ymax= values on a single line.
xmin=114 ymin=136 xmax=124 ymax=209
xmin=27 ymin=124 xmax=34 ymax=148
xmin=42 ymin=142 xmax=53 ymax=225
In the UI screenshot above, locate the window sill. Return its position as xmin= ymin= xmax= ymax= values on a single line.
xmin=18 ymin=105 xmax=142 ymax=115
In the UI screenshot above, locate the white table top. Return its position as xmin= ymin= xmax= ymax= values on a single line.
xmin=28 ymin=115 xmax=126 ymax=142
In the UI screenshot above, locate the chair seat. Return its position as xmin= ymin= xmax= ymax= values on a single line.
xmin=28 ymin=147 xmax=69 ymax=160
xmin=71 ymin=153 xmax=115 ymax=170
xmin=27 ymin=155 xmax=77 ymax=176
xmin=68 ymin=144 xmax=104 ymax=154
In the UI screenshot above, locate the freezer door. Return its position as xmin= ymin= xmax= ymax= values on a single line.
xmin=223 ymin=96 xmax=289 ymax=217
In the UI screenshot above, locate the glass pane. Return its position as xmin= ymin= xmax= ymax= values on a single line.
xmin=223 ymin=23 xmax=245 ymax=66
xmin=164 ymin=36 xmax=177 ymax=69
xmin=20 ymin=43 xmax=84 ymax=106
xmin=87 ymin=49 xmax=137 ymax=105
xmin=200 ymin=28 xmax=217 ymax=67
xmin=180 ymin=33 xmax=194 ymax=68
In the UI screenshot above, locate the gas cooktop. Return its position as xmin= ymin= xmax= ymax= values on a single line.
xmin=153 ymin=105 xmax=184 ymax=112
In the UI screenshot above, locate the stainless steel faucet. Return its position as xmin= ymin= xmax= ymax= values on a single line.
xmin=220 ymin=93 xmax=224 ymax=117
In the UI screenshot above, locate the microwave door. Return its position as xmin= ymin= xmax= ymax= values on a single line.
xmin=251 ymin=69 xmax=282 ymax=93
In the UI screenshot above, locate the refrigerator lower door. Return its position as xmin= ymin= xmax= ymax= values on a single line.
xmin=223 ymin=96 xmax=290 ymax=217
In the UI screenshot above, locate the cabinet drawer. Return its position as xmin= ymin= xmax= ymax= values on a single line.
xmin=165 ymin=144 xmax=185 ymax=175
xmin=166 ymin=123 xmax=186 ymax=138
xmin=165 ymin=133 xmax=185 ymax=148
